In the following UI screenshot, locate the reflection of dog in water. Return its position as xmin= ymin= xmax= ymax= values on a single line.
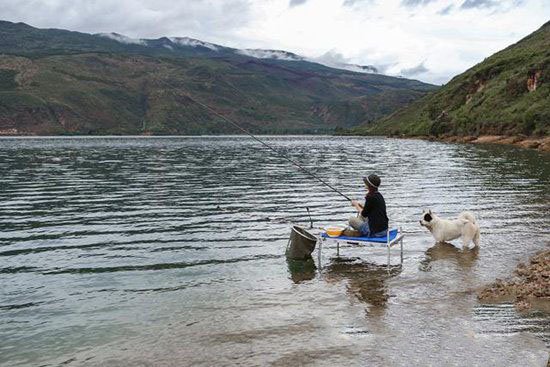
xmin=420 ymin=242 xmax=479 ymax=271
xmin=420 ymin=210 xmax=480 ymax=250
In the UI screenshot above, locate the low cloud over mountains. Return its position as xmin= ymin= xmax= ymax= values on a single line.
xmin=2 ymin=0 xmax=547 ymax=85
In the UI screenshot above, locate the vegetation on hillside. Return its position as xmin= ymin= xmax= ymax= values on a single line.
xmin=0 ymin=21 xmax=436 ymax=135
xmin=355 ymin=21 xmax=550 ymax=137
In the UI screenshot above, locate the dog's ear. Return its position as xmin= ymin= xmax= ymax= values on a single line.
xmin=428 ymin=209 xmax=432 ymax=214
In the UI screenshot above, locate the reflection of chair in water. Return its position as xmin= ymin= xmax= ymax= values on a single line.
xmin=324 ymin=259 xmax=401 ymax=316
xmin=286 ymin=258 xmax=317 ymax=284
xmin=419 ymin=242 xmax=479 ymax=272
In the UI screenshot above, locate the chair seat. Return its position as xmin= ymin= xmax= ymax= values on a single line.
xmin=321 ymin=228 xmax=398 ymax=243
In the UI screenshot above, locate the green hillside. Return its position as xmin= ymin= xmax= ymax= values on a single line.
xmin=0 ymin=21 xmax=436 ymax=135
xmin=356 ymin=21 xmax=550 ymax=137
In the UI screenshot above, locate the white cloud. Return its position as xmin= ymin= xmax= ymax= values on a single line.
xmin=312 ymin=51 xmax=378 ymax=73
xmin=400 ymin=61 xmax=429 ymax=77
xmin=236 ymin=49 xmax=303 ymax=60
xmin=0 ymin=0 xmax=253 ymax=42
xmin=96 ymin=32 xmax=145 ymax=45
xmin=169 ymin=37 xmax=220 ymax=51
xmin=289 ymin=0 xmax=308 ymax=7
xmin=1 ymin=0 xmax=549 ymax=84
xmin=460 ymin=0 xmax=524 ymax=10
xmin=401 ymin=0 xmax=439 ymax=6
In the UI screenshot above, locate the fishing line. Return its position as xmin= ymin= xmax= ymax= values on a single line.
xmin=181 ymin=92 xmax=352 ymax=202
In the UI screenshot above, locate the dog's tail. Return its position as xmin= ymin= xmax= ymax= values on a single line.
xmin=459 ymin=211 xmax=476 ymax=224
xmin=461 ymin=211 xmax=480 ymax=247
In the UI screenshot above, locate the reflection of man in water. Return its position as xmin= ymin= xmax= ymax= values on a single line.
xmin=324 ymin=261 xmax=397 ymax=317
xmin=348 ymin=174 xmax=389 ymax=237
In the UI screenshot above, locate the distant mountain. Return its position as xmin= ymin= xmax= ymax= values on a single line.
xmin=0 ymin=20 xmax=436 ymax=135
xmin=98 ymin=32 xmax=380 ymax=74
xmin=355 ymin=21 xmax=550 ymax=137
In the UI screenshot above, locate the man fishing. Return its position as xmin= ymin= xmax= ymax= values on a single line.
xmin=347 ymin=174 xmax=389 ymax=237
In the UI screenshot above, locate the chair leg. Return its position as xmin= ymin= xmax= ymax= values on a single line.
xmin=336 ymin=241 xmax=340 ymax=257
xmin=318 ymin=238 xmax=322 ymax=268
xmin=387 ymin=246 xmax=390 ymax=267
xmin=400 ymin=238 xmax=403 ymax=265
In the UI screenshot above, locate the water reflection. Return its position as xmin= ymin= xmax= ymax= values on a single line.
xmin=458 ymin=144 xmax=550 ymax=183
xmin=324 ymin=258 xmax=401 ymax=317
xmin=0 ymin=136 xmax=548 ymax=366
xmin=419 ymin=242 xmax=479 ymax=272
xmin=286 ymin=258 xmax=316 ymax=283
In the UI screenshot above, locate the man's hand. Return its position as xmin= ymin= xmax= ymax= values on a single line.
xmin=351 ymin=200 xmax=363 ymax=213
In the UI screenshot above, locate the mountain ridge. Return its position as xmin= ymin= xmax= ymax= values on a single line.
xmin=0 ymin=20 xmax=436 ymax=135
xmin=1 ymin=20 xmax=380 ymax=76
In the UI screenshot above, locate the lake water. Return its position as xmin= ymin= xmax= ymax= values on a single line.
xmin=0 ymin=136 xmax=549 ymax=366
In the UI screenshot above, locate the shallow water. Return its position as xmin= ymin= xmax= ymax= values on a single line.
xmin=0 ymin=136 xmax=548 ymax=366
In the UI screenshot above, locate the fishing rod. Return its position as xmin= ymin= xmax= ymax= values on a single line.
xmin=183 ymin=93 xmax=352 ymax=202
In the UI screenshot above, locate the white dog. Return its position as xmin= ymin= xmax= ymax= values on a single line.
xmin=420 ymin=209 xmax=480 ymax=249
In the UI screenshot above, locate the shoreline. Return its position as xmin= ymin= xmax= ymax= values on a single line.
xmin=477 ymin=250 xmax=550 ymax=312
xmin=2 ymin=132 xmax=549 ymax=152
xmin=399 ymin=134 xmax=550 ymax=152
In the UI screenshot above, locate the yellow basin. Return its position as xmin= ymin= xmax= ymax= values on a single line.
xmin=325 ymin=226 xmax=344 ymax=237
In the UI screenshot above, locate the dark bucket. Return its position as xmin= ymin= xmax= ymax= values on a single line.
xmin=286 ymin=225 xmax=317 ymax=260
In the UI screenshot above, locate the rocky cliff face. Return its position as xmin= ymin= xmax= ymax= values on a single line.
xmin=527 ymin=70 xmax=542 ymax=92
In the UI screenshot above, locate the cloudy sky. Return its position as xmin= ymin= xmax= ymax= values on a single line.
xmin=2 ymin=0 xmax=549 ymax=84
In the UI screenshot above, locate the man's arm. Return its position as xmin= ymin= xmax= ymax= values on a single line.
xmin=351 ymin=200 xmax=363 ymax=213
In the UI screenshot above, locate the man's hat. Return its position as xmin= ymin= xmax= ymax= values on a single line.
xmin=363 ymin=174 xmax=381 ymax=188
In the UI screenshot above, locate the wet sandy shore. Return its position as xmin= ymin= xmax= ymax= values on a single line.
xmin=478 ymin=250 xmax=550 ymax=312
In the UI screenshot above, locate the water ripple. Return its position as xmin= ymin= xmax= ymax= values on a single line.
xmin=0 ymin=136 xmax=548 ymax=367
